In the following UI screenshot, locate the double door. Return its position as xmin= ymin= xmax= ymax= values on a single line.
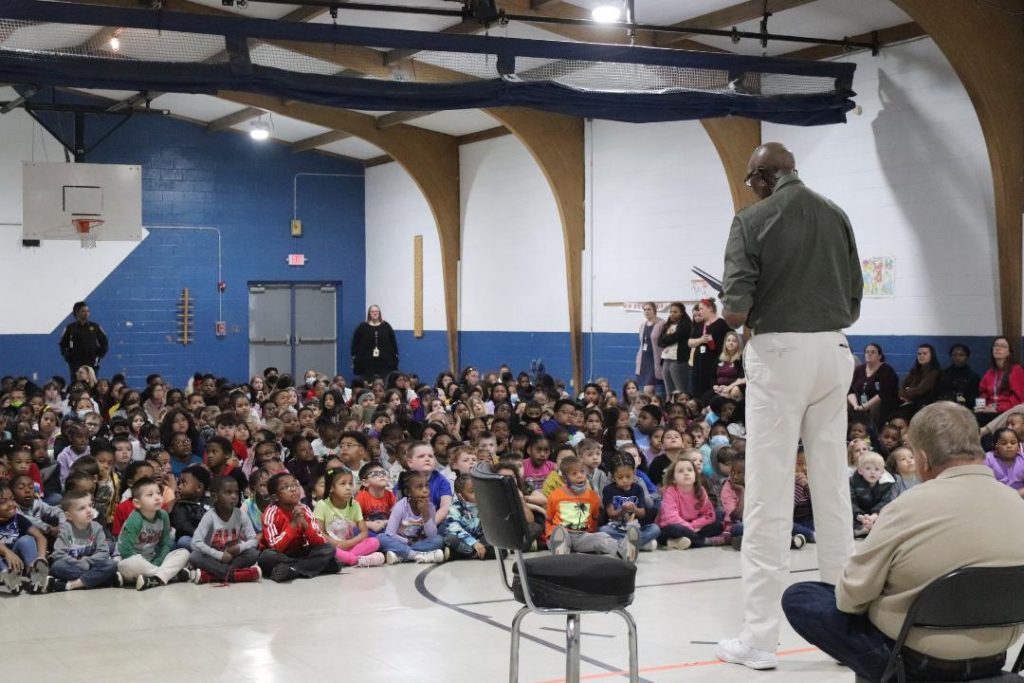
xmin=248 ymin=283 xmax=338 ymax=379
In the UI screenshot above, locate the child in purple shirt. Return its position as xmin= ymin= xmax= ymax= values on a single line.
xmin=984 ymin=428 xmax=1024 ymax=494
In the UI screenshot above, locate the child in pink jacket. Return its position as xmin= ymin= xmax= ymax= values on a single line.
xmin=655 ymin=459 xmax=726 ymax=549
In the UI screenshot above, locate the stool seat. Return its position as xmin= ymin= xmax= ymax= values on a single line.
xmin=512 ymin=554 xmax=636 ymax=611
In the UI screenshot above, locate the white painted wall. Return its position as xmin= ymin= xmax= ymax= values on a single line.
xmin=364 ymin=38 xmax=998 ymax=339
xmin=584 ymin=118 xmax=735 ymax=334
xmin=364 ymin=161 xmax=445 ymax=330
xmin=459 ymin=135 xmax=568 ymax=331
xmin=765 ymin=38 xmax=997 ymax=336
xmin=0 ymin=87 xmax=143 ymax=334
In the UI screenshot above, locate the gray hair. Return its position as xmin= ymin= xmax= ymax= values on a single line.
xmin=905 ymin=401 xmax=984 ymax=467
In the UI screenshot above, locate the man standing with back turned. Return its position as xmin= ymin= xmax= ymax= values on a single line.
xmin=715 ymin=143 xmax=863 ymax=670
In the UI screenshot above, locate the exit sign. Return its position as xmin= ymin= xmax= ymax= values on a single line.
xmin=287 ymin=254 xmax=306 ymax=266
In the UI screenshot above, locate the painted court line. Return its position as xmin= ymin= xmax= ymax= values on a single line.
xmin=534 ymin=647 xmax=820 ymax=683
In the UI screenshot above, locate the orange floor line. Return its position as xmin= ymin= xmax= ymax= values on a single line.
xmin=535 ymin=646 xmax=820 ymax=683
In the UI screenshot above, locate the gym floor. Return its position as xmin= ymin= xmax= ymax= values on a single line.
xmin=6 ymin=547 xmax=855 ymax=683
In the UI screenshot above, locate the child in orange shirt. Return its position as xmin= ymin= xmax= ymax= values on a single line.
xmin=545 ymin=456 xmax=633 ymax=560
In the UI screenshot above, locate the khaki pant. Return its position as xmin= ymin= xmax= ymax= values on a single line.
xmin=739 ymin=331 xmax=856 ymax=652
xmin=117 ymin=548 xmax=190 ymax=584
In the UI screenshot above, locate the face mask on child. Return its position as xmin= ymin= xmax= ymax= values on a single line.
xmin=710 ymin=435 xmax=730 ymax=449
xmin=568 ymin=481 xmax=588 ymax=495
xmin=615 ymin=439 xmax=632 ymax=449
xmin=77 ymin=409 xmax=91 ymax=420
xmin=305 ymin=377 xmax=316 ymax=387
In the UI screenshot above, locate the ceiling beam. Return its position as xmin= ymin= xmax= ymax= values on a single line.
xmin=384 ymin=18 xmax=483 ymax=66
xmin=376 ymin=110 xmax=435 ymax=128
xmin=530 ymin=0 xmax=561 ymax=7
xmin=655 ymin=0 xmax=821 ymax=48
xmin=457 ymin=126 xmax=511 ymax=145
xmin=780 ymin=21 xmax=925 ymax=60
xmin=206 ymin=106 xmax=262 ymax=132
xmin=364 ymin=154 xmax=393 ymax=167
xmin=290 ymin=129 xmax=351 ymax=153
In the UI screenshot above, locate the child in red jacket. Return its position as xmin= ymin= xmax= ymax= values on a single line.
xmin=258 ymin=473 xmax=337 ymax=583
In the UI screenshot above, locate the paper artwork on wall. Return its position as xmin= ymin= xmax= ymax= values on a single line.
xmin=861 ymin=256 xmax=895 ymax=297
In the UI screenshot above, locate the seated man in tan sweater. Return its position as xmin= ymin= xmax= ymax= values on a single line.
xmin=782 ymin=401 xmax=1024 ymax=682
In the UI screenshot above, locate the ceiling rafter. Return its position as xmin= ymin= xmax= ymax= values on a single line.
xmin=290 ymin=129 xmax=351 ymax=153
xmin=376 ymin=110 xmax=435 ymax=128
xmin=655 ymin=0 xmax=821 ymax=48
xmin=57 ymin=87 xmax=370 ymax=165
xmin=780 ymin=20 xmax=925 ymax=60
xmin=206 ymin=106 xmax=263 ymax=132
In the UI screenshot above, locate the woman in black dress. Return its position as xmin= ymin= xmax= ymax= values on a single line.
xmin=688 ymin=299 xmax=732 ymax=400
xmin=350 ymin=304 xmax=399 ymax=379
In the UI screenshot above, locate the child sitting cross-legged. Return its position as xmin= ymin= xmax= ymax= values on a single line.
xmin=656 ymin=456 xmax=727 ymax=550
xmin=169 ymin=464 xmax=211 ymax=551
xmin=850 ymin=451 xmax=896 ymax=537
xmin=313 ymin=467 xmax=384 ymax=568
xmin=0 ymin=479 xmax=50 ymax=594
xmin=116 ymin=477 xmax=194 ymax=591
xmin=258 ymin=473 xmax=339 ymax=583
xmin=190 ymin=476 xmax=262 ymax=584
xmin=546 ymin=455 xmax=637 ymax=561
xmin=380 ymin=471 xmax=446 ymax=564
xmin=599 ymin=453 xmax=660 ymax=559
xmin=444 ymin=473 xmax=493 ymax=560
xmin=355 ymin=462 xmax=395 ymax=535
xmin=44 ymin=489 xmax=120 ymax=592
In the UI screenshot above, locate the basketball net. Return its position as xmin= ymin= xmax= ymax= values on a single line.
xmin=72 ymin=218 xmax=103 ymax=249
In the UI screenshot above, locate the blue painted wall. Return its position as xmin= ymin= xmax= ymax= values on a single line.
xmin=0 ymin=107 xmax=364 ymax=387
xmin=390 ymin=330 xmax=1000 ymax=395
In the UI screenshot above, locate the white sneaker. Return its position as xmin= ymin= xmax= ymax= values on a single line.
xmin=357 ymin=552 xmax=386 ymax=568
xmin=667 ymin=537 xmax=692 ymax=551
xmin=413 ymin=552 xmax=434 ymax=564
xmin=791 ymin=534 xmax=806 ymax=550
xmin=548 ymin=527 xmax=570 ymax=556
xmin=624 ymin=526 xmax=640 ymax=563
xmin=716 ymin=638 xmax=778 ymax=670
xmin=643 ymin=539 xmax=659 ymax=552
xmin=385 ymin=551 xmax=401 ymax=565
xmin=433 ymin=549 xmax=445 ymax=563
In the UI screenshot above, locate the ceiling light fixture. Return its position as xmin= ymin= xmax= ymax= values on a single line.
xmin=591 ymin=4 xmax=621 ymax=23
xmin=249 ymin=118 xmax=270 ymax=141
xmin=109 ymin=29 xmax=121 ymax=52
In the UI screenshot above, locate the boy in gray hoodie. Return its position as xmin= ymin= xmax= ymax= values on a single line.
xmin=45 ymin=489 xmax=119 ymax=592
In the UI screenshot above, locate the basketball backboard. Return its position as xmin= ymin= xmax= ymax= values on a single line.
xmin=22 ymin=161 xmax=143 ymax=243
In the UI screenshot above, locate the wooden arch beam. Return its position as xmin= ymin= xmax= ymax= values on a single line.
xmin=484 ymin=107 xmax=585 ymax=391
xmin=700 ymin=117 xmax=762 ymax=212
xmin=889 ymin=0 xmax=1024 ymax=344
xmin=218 ymin=92 xmax=462 ymax=375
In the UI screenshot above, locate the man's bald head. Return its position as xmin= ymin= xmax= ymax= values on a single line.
xmin=748 ymin=143 xmax=796 ymax=175
xmin=745 ymin=143 xmax=797 ymax=200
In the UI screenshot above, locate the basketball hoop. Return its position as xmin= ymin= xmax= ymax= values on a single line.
xmin=72 ymin=218 xmax=103 ymax=249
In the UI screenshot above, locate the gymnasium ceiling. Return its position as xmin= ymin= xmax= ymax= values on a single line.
xmin=14 ymin=0 xmax=919 ymax=165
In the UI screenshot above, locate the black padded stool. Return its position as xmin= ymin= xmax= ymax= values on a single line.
xmin=472 ymin=464 xmax=639 ymax=683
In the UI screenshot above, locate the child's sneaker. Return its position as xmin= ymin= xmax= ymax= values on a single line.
xmin=385 ymin=551 xmax=401 ymax=565
xmin=28 ymin=559 xmax=49 ymax=594
xmin=731 ymin=535 xmax=743 ymax=551
xmin=110 ymin=572 xmax=125 ymax=588
xmin=667 ymin=537 xmax=692 ymax=550
xmin=705 ymin=533 xmax=731 ymax=547
xmin=270 ymin=565 xmax=298 ymax=583
xmin=791 ymin=534 xmax=807 ymax=550
xmin=175 ymin=568 xmax=195 ymax=583
xmin=29 ymin=575 xmax=52 ymax=594
xmin=136 ymin=575 xmax=164 ymax=591
xmin=624 ymin=526 xmax=641 ymax=563
xmin=413 ymin=552 xmax=435 ymax=564
xmin=232 ymin=566 xmax=262 ymax=583
xmin=434 ymin=549 xmax=446 ymax=563
xmin=48 ymin=577 xmax=68 ymax=593
xmin=642 ymin=539 xmax=659 ymax=552
xmin=548 ymin=527 xmax=570 ymax=556
xmin=194 ymin=569 xmax=215 ymax=585
xmin=0 ymin=566 xmax=26 ymax=594
xmin=442 ymin=546 xmax=451 ymax=561
xmin=357 ymin=552 xmax=386 ymax=568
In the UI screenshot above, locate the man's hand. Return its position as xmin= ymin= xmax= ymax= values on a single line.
xmin=723 ymin=309 xmax=748 ymax=329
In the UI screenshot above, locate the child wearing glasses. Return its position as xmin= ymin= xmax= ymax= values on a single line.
xmin=356 ymin=462 xmax=396 ymax=535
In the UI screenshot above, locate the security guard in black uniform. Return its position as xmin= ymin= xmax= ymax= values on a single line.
xmin=58 ymin=301 xmax=108 ymax=381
